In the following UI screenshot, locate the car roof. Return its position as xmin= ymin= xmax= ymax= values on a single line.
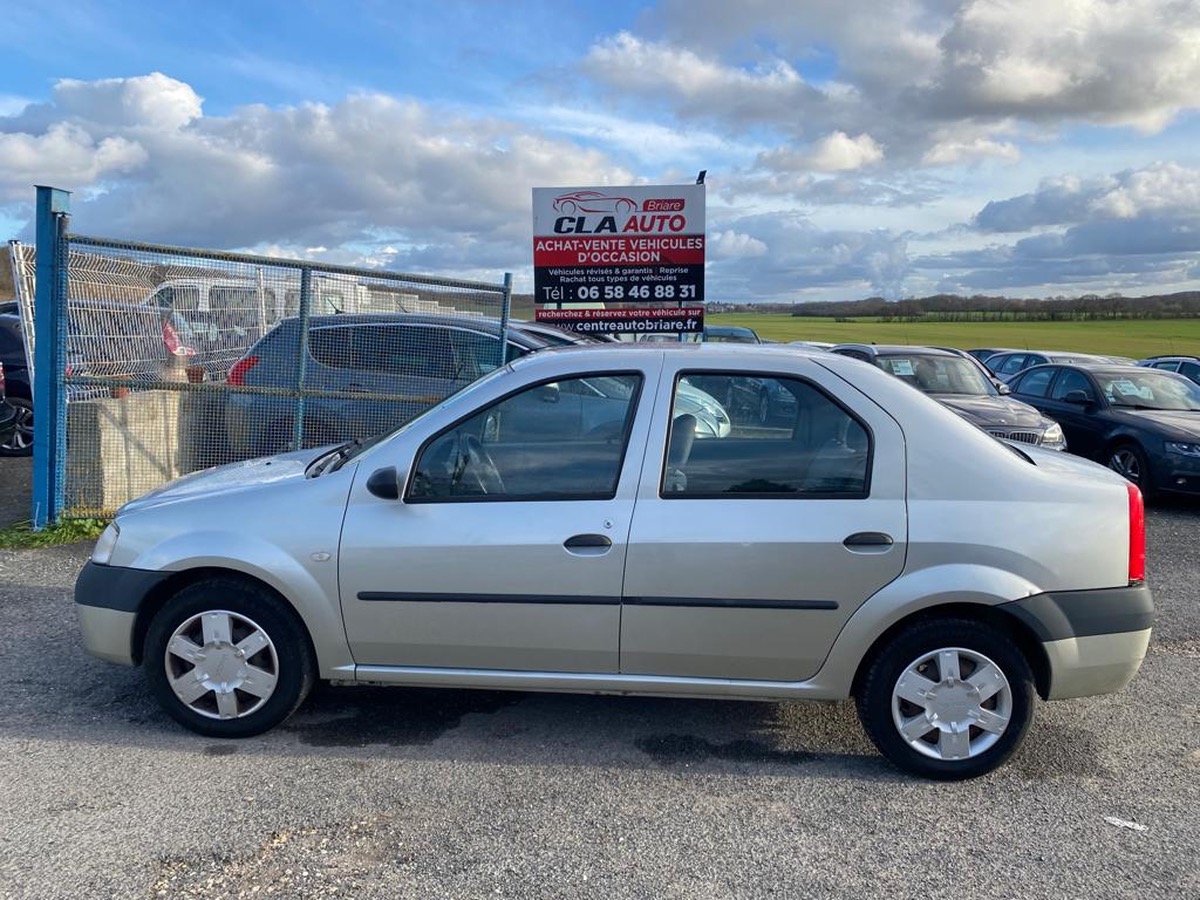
xmin=832 ymin=343 xmax=959 ymax=358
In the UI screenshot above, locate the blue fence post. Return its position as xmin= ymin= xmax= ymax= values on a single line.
xmin=498 ymin=272 xmax=512 ymax=368
xmin=31 ymin=186 xmax=70 ymax=529
xmin=293 ymin=266 xmax=312 ymax=450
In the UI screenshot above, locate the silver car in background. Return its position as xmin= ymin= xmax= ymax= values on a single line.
xmin=76 ymin=344 xmax=1151 ymax=780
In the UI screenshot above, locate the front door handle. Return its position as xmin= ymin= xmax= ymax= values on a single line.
xmin=564 ymin=534 xmax=612 ymax=550
xmin=843 ymin=531 xmax=894 ymax=550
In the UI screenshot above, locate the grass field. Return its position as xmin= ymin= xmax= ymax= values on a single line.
xmin=708 ymin=314 xmax=1200 ymax=359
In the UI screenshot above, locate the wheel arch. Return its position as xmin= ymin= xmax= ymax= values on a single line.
xmin=131 ymin=566 xmax=321 ymax=672
xmin=849 ymin=602 xmax=1051 ymax=701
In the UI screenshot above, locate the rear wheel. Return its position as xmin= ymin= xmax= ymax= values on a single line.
xmin=856 ymin=618 xmax=1034 ymax=780
xmin=1107 ymin=442 xmax=1155 ymax=499
xmin=0 ymin=396 xmax=33 ymax=457
xmin=143 ymin=578 xmax=315 ymax=737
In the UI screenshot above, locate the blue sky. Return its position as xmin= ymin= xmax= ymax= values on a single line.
xmin=3 ymin=0 xmax=1200 ymax=302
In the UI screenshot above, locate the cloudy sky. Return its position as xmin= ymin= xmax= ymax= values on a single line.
xmin=2 ymin=0 xmax=1200 ymax=302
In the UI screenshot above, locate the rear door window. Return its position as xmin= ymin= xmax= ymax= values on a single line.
xmin=662 ymin=374 xmax=870 ymax=497
xmin=354 ymin=326 xmax=455 ymax=378
xmin=1049 ymin=369 xmax=1094 ymax=401
xmin=308 ymin=327 xmax=355 ymax=369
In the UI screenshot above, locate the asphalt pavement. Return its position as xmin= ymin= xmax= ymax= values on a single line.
xmin=0 ymin=481 xmax=1197 ymax=898
xmin=0 ymin=456 xmax=32 ymax=528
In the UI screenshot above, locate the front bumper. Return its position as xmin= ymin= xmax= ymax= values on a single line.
xmin=75 ymin=560 xmax=175 ymax=666
xmin=1000 ymin=583 xmax=1153 ymax=699
xmin=1157 ymin=452 xmax=1200 ymax=495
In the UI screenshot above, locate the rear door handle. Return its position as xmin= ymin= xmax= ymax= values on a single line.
xmin=564 ymin=534 xmax=612 ymax=549
xmin=843 ymin=532 xmax=894 ymax=550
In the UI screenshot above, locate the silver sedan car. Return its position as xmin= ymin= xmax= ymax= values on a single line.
xmin=76 ymin=344 xmax=1153 ymax=780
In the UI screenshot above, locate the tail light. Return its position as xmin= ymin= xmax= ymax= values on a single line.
xmin=227 ymin=356 xmax=260 ymax=387
xmin=162 ymin=318 xmax=198 ymax=357
xmin=0 ymin=360 xmax=6 ymax=395
xmin=1127 ymin=482 xmax=1145 ymax=584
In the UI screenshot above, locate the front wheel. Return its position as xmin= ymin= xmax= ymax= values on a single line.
xmin=143 ymin=578 xmax=315 ymax=737
xmin=1108 ymin=442 xmax=1155 ymax=500
xmin=856 ymin=618 xmax=1034 ymax=780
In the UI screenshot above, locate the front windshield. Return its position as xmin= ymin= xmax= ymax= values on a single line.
xmin=878 ymin=355 xmax=994 ymax=396
xmin=1096 ymin=371 xmax=1200 ymax=411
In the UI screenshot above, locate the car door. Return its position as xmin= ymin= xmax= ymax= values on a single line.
xmin=338 ymin=366 xmax=654 ymax=673
xmin=620 ymin=359 xmax=908 ymax=683
xmin=1035 ymin=367 xmax=1109 ymax=460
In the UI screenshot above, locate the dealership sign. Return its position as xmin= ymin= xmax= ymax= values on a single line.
xmin=532 ymin=184 xmax=705 ymax=332
xmin=535 ymin=305 xmax=704 ymax=336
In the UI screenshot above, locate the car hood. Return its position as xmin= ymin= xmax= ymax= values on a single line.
xmin=1111 ymin=408 xmax=1200 ymax=439
xmin=118 ymin=446 xmax=325 ymax=514
xmin=931 ymin=394 xmax=1047 ymax=429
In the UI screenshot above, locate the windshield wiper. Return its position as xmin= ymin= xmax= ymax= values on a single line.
xmin=323 ymin=438 xmax=363 ymax=474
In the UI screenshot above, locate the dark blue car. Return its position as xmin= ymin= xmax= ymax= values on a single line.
xmin=1007 ymin=362 xmax=1200 ymax=499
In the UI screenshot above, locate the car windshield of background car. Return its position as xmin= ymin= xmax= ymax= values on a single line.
xmin=881 ymin=356 xmax=994 ymax=396
xmin=1099 ymin=372 xmax=1200 ymax=411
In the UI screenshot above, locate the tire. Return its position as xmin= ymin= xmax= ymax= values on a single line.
xmin=0 ymin=396 xmax=33 ymax=457
xmin=1107 ymin=442 xmax=1155 ymax=500
xmin=143 ymin=578 xmax=316 ymax=738
xmin=856 ymin=618 xmax=1034 ymax=780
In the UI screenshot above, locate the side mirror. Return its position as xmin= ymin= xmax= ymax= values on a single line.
xmin=366 ymin=466 xmax=400 ymax=499
xmin=996 ymin=381 xmax=1011 ymax=395
xmin=539 ymin=383 xmax=561 ymax=404
xmin=1063 ymin=390 xmax=1094 ymax=408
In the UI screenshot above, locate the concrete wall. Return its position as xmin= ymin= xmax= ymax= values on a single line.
xmin=65 ymin=389 xmax=228 ymax=515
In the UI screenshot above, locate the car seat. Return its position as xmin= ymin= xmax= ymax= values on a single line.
xmin=664 ymin=414 xmax=697 ymax=492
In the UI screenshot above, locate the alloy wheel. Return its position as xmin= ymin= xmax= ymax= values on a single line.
xmin=0 ymin=398 xmax=32 ymax=455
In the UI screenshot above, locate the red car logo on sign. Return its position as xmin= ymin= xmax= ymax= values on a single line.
xmin=552 ymin=191 xmax=638 ymax=214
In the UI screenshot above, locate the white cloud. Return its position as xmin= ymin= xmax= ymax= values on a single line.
xmin=922 ymin=136 xmax=1019 ymax=166
xmin=0 ymin=123 xmax=146 ymax=202
xmin=975 ymin=163 xmax=1200 ymax=232
xmin=709 ymin=230 xmax=768 ymax=260
xmin=53 ymin=73 xmax=203 ymax=130
xmin=802 ymin=132 xmax=883 ymax=172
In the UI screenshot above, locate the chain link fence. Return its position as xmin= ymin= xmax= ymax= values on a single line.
xmin=36 ymin=234 xmax=510 ymax=518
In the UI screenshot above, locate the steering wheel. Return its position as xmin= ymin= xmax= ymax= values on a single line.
xmin=457 ymin=433 xmax=505 ymax=495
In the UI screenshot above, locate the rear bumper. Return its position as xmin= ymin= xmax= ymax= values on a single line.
xmin=1000 ymin=583 xmax=1153 ymax=699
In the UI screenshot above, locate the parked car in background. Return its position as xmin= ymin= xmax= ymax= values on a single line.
xmin=789 ymin=340 xmax=834 ymax=351
xmin=830 ymin=344 xmax=1066 ymax=450
xmin=0 ymin=361 xmax=19 ymax=451
xmin=985 ymin=350 xmax=1115 ymax=382
xmin=225 ymin=313 xmax=730 ymax=457
xmin=0 ymin=311 xmax=32 ymax=456
xmin=931 ymin=346 xmax=1011 ymax=391
xmin=702 ymin=325 xmax=762 ymax=344
xmin=1138 ymin=355 xmax=1200 ymax=385
xmin=1007 ymin=362 xmax=1200 ymax=499
xmin=967 ymin=347 xmax=1021 ymax=367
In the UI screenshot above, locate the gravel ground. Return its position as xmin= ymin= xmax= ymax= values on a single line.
xmin=0 ymin=489 xmax=1196 ymax=898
